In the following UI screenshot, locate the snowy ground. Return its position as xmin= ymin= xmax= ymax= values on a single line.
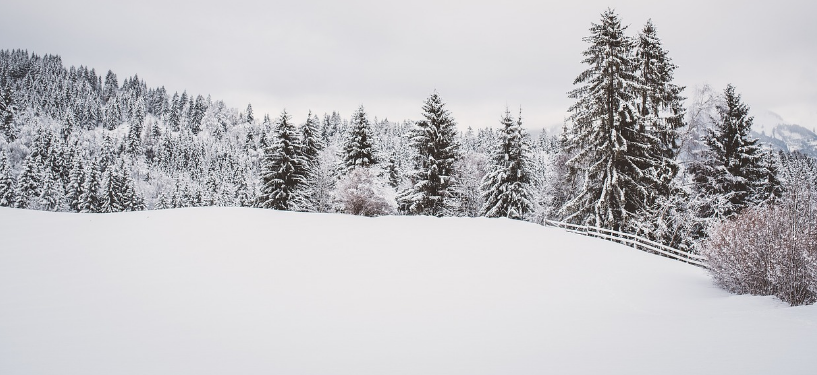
xmin=1 ymin=207 xmax=815 ymax=375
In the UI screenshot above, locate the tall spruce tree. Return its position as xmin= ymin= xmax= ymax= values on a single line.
xmin=65 ymin=155 xmax=85 ymax=211
xmin=299 ymin=110 xmax=326 ymax=212
xmin=635 ymin=20 xmax=685 ymax=201
xmin=259 ymin=110 xmax=308 ymax=210
xmin=561 ymin=9 xmax=649 ymax=231
xmin=169 ymin=92 xmax=181 ymax=132
xmin=0 ymin=151 xmax=15 ymax=207
xmin=480 ymin=108 xmax=534 ymax=220
xmin=342 ymin=105 xmax=377 ymax=170
xmin=14 ymin=157 xmax=41 ymax=209
xmin=300 ymin=110 xmax=323 ymax=169
xmin=0 ymin=69 xmax=15 ymax=141
xmin=79 ymin=159 xmax=101 ymax=213
xmin=246 ymin=104 xmax=254 ymax=123
xmin=102 ymin=70 xmax=118 ymax=104
xmin=400 ymin=91 xmax=460 ymax=216
xmin=690 ymin=84 xmax=779 ymax=220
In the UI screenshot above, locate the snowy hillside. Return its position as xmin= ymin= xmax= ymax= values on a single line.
xmin=1 ymin=207 xmax=816 ymax=375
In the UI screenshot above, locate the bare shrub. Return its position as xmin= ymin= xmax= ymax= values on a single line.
xmin=704 ymin=204 xmax=817 ymax=306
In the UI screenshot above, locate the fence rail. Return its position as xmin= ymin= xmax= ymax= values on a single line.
xmin=544 ymin=220 xmax=708 ymax=268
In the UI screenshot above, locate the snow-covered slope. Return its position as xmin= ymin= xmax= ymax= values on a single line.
xmin=1 ymin=207 xmax=815 ymax=375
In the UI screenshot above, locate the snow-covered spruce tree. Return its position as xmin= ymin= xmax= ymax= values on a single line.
xmin=259 ymin=110 xmax=308 ymax=211
xmin=299 ymin=111 xmax=329 ymax=212
xmin=99 ymin=167 xmax=122 ymax=213
xmin=103 ymin=99 xmax=121 ymax=130
xmin=35 ymin=170 xmax=68 ymax=212
xmin=480 ymin=108 xmax=534 ymax=220
xmin=635 ymin=19 xmax=685 ymax=202
xmin=79 ymin=159 xmax=101 ymax=213
xmin=14 ymin=157 xmax=40 ymax=209
xmin=625 ymin=20 xmax=690 ymax=245
xmin=0 ymin=69 xmax=16 ymax=141
xmin=0 ymin=151 xmax=16 ymax=206
xmin=246 ymin=104 xmax=254 ymax=124
xmin=102 ymin=70 xmax=118 ymax=104
xmin=399 ymin=91 xmax=460 ymax=216
xmin=689 ymin=84 xmax=779 ymax=222
xmin=342 ymin=105 xmax=377 ymax=170
xmin=561 ymin=9 xmax=650 ymax=231
xmin=168 ymin=93 xmax=181 ymax=132
xmin=65 ymin=155 xmax=85 ymax=211
xmin=300 ymin=110 xmax=324 ymax=170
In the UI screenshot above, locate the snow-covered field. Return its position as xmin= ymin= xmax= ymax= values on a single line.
xmin=1 ymin=207 xmax=815 ymax=375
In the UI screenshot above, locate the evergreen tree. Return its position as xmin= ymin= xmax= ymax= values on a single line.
xmin=299 ymin=110 xmax=326 ymax=212
xmin=191 ymin=95 xmax=206 ymax=134
xmin=480 ymin=108 xmax=534 ymax=220
xmin=79 ymin=159 xmax=101 ymax=213
xmin=116 ymin=162 xmax=144 ymax=211
xmin=125 ymin=121 xmax=142 ymax=155
xmin=0 ymin=69 xmax=16 ymax=141
xmin=561 ymin=9 xmax=648 ymax=231
xmin=102 ymin=70 xmax=118 ymax=104
xmin=103 ymin=99 xmax=121 ymax=130
xmin=635 ymin=20 xmax=685 ymax=201
xmin=36 ymin=170 xmax=67 ymax=212
xmin=300 ymin=110 xmax=323 ymax=169
xmin=61 ymin=109 xmax=76 ymax=141
xmin=169 ymin=92 xmax=181 ymax=132
xmin=132 ymin=96 xmax=146 ymax=135
xmin=65 ymin=155 xmax=85 ymax=211
xmin=259 ymin=110 xmax=308 ymax=210
xmin=246 ymin=103 xmax=254 ymax=123
xmin=99 ymin=167 xmax=122 ymax=213
xmin=0 ymin=151 xmax=15 ymax=207
xmin=14 ymin=157 xmax=40 ymax=209
xmin=690 ymin=84 xmax=779 ymax=221
xmin=400 ymin=91 xmax=460 ymax=216
xmin=342 ymin=105 xmax=377 ymax=170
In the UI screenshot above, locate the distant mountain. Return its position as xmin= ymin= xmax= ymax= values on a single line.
xmin=751 ymin=111 xmax=817 ymax=157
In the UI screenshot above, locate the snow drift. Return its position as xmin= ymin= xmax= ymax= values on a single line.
xmin=0 ymin=207 xmax=815 ymax=375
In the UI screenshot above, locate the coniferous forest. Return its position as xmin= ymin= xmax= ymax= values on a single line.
xmin=1 ymin=9 xmax=815 ymax=305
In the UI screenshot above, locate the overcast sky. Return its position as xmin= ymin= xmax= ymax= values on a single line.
xmin=2 ymin=0 xmax=815 ymax=130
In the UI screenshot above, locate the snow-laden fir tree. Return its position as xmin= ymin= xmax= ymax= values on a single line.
xmin=0 ymin=68 xmax=14 ymax=141
xmin=14 ymin=157 xmax=40 ymax=209
xmin=399 ymin=91 xmax=460 ymax=216
xmin=79 ymin=159 xmax=101 ymax=213
xmin=246 ymin=104 xmax=254 ymax=124
xmin=342 ymin=105 xmax=377 ymax=170
xmin=299 ymin=111 xmax=329 ymax=212
xmin=36 ymin=170 xmax=68 ymax=212
xmin=689 ymin=84 xmax=779 ymax=221
xmin=561 ymin=9 xmax=650 ymax=231
xmin=300 ymin=110 xmax=324 ymax=170
xmin=168 ymin=93 xmax=181 ymax=132
xmin=65 ymin=155 xmax=85 ymax=211
xmin=99 ymin=168 xmax=120 ymax=213
xmin=0 ymin=151 xmax=15 ymax=206
xmin=259 ymin=110 xmax=308 ymax=210
xmin=635 ymin=19 xmax=685 ymax=201
xmin=480 ymin=108 xmax=534 ymax=220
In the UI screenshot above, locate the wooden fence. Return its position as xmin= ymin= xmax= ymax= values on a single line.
xmin=544 ymin=220 xmax=708 ymax=267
